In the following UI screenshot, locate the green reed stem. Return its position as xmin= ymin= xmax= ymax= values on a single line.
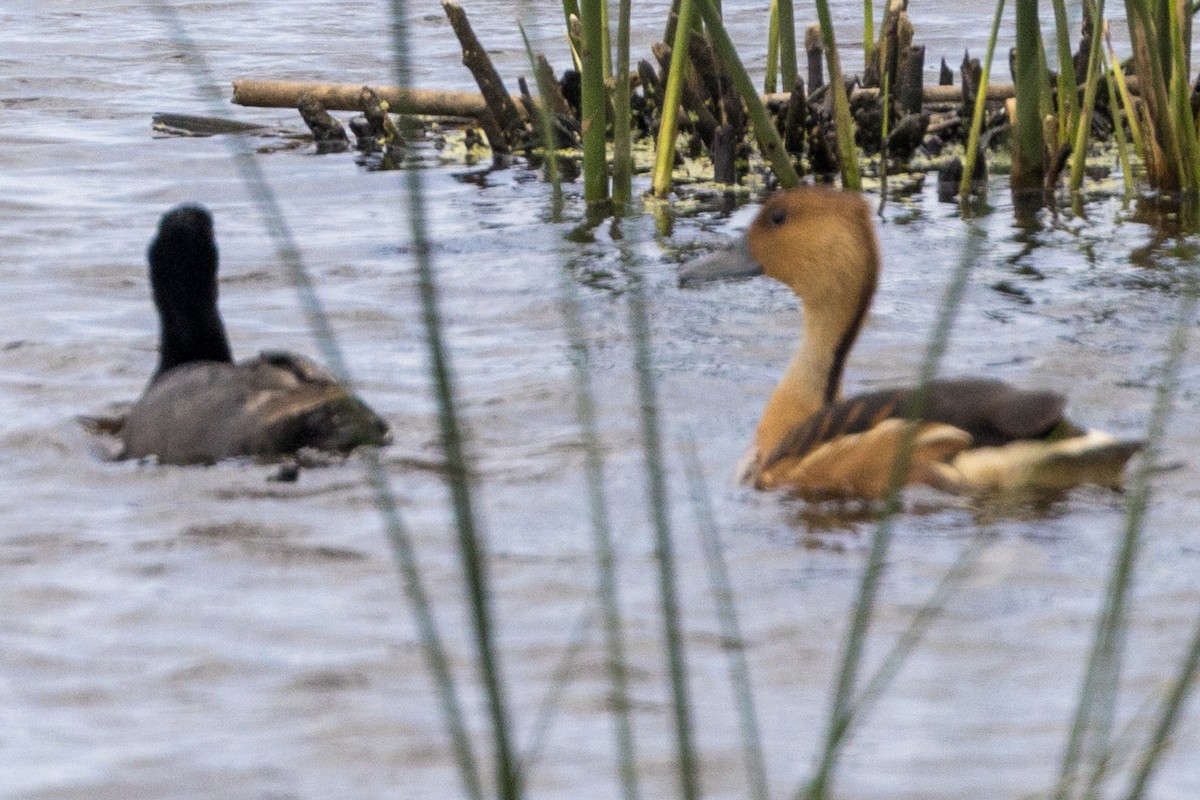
xmin=581 ymin=0 xmax=611 ymax=207
xmin=863 ymin=0 xmax=874 ymax=65
xmin=802 ymin=221 xmax=984 ymax=800
xmin=696 ymin=0 xmax=800 ymax=187
xmin=812 ymin=0 xmax=861 ymax=190
xmin=1012 ymin=0 xmax=1046 ymax=191
xmin=1166 ymin=0 xmax=1200 ymax=189
xmin=600 ymin=0 xmax=613 ymax=78
xmin=680 ymin=433 xmax=771 ymax=800
xmin=1057 ymin=267 xmax=1197 ymax=800
xmin=961 ymin=0 xmax=1007 ymax=198
xmin=1068 ymin=0 xmax=1107 ymax=192
xmin=390 ymin=4 xmax=521 ymax=797
xmin=626 ymin=248 xmax=700 ymax=800
xmin=1104 ymin=42 xmax=1135 ymax=195
xmin=1126 ymin=581 xmax=1200 ymax=798
xmin=777 ymin=0 xmax=798 ymax=92
xmin=1050 ymin=0 xmax=1080 ymax=144
xmin=651 ymin=0 xmax=697 ymax=197
xmin=1106 ymin=26 xmax=1145 ymax=166
xmin=151 ymin=5 xmax=488 ymax=800
xmin=845 ymin=535 xmax=988 ymax=740
xmin=766 ymin=0 xmax=781 ymax=94
xmin=613 ymin=0 xmax=634 ymax=211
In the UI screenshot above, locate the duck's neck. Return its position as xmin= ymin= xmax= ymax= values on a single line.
xmin=754 ymin=293 xmax=870 ymax=459
xmin=155 ymin=304 xmax=233 ymax=378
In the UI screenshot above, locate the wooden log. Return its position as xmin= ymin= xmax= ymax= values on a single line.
xmin=233 ymin=79 xmax=495 ymax=117
xmin=235 ymin=79 xmax=1142 ymax=122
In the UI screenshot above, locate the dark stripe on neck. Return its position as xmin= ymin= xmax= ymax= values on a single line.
xmin=823 ymin=275 xmax=875 ymax=404
xmin=822 ymin=212 xmax=880 ymax=404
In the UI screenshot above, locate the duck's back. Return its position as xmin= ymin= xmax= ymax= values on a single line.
xmin=121 ymin=351 xmax=389 ymax=465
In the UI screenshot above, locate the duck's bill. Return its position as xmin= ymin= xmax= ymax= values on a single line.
xmin=677 ymin=236 xmax=763 ymax=287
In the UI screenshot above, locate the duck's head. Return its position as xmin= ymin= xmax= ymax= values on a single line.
xmin=147 ymin=204 xmax=232 ymax=376
xmin=679 ymin=186 xmax=880 ymax=310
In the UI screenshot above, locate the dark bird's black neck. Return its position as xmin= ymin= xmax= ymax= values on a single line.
xmin=148 ymin=204 xmax=234 ymax=378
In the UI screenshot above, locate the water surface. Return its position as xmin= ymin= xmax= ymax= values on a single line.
xmin=1 ymin=2 xmax=1197 ymax=799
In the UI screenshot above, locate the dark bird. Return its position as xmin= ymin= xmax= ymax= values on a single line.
xmin=121 ymin=204 xmax=389 ymax=465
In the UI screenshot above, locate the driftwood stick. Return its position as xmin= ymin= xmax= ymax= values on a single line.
xmin=440 ymin=0 xmax=526 ymax=152
xmin=233 ymin=79 xmax=496 ymax=117
xmin=235 ymin=79 xmax=1142 ymax=121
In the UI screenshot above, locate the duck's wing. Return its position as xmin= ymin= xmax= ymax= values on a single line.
xmin=762 ymin=378 xmax=1069 ymax=469
xmin=758 ymin=378 xmax=1140 ymax=497
xmin=121 ymin=353 xmax=388 ymax=465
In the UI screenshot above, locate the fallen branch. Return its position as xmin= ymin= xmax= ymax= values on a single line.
xmin=233 ymin=78 xmax=1141 ymax=120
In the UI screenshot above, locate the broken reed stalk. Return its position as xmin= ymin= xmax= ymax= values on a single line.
xmin=580 ymin=0 xmax=610 ymax=205
xmin=960 ymin=0 xmax=1006 ymax=198
xmin=812 ymin=0 xmax=862 ymax=190
xmin=1106 ymin=24 xmax=1145 ymax=170
xmin=696 ymin=0 xmax=800 ymax=187
xmin=651 ymin=0 xmax=698 ymax=197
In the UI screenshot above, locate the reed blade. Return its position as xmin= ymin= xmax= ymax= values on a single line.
xmin=801 ymin=222 xmax=985 ymax=800
xmin=812 ymin=0 xmax=861 ymax=190
xmin=651 ymin=0 xmax=697 ymax=197
xmin=1056 ymin=264 xmax=1198 ymax=800
xmin=680 ymin=433 xmax=771 ymax=800
xmin=390 ymin=3 xmax=521 ymax=796
xmin=1050 ymin=0 xmax=1080 ymax=143
xmin=1068 ymin=0 xmax=1108 ymax=192
xmin=150 ymin=3 xmax=488 ymax=799
xmin=626 ymin=245 xmax=701 ymax=800
xmin=960 ymin=0 xmax=1007 ymax=198
xmin=518 ymin=23 xmax=564 ymax=217
xmin=765 ymin=0 xmax=781 ymax=94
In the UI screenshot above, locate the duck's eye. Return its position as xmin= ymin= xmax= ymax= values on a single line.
xmin=768 ymin=206 xmax=787 ymax=226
